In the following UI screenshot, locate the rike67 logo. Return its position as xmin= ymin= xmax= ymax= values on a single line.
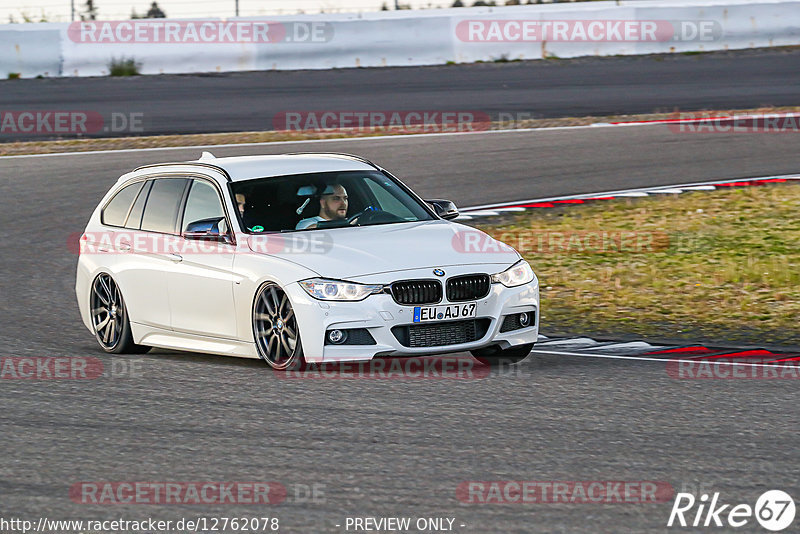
xmin=668 ymin=490 xmax=795 ymax=531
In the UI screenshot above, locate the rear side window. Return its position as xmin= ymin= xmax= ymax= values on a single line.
xmin=125 ymin=180 xmax=152 ymax=230
xmin=182 ymin=180 xmax=225 ymax=232
xmin=141 ymin=178 xmax=189 ymax=234
xmin=101 ymin=181 xmax=145 ymax=227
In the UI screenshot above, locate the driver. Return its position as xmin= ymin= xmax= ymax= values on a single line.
xmin=296 ymin=184 xmax=348 ymax=230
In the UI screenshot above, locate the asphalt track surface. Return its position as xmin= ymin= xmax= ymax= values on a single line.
xmin=1 ymin=126 xmax=799 ymax=532
xmin=2 ymin=47 xmax=800 ymax=140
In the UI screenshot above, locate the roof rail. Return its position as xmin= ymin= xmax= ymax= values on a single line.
xmin=282 ymin=152 xmax=381 ymax=171
xmin=134 ymin=152 xmax=376 ymax=182
xmin=133 ymin=161 xmax=232 ymax=182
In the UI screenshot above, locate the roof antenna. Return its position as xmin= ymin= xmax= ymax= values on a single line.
xmin=200 ymin=151 xmax=215 ymax=160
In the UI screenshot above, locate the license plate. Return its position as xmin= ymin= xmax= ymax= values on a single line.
xmin=413 ymin=302 xmax=477 ymax=323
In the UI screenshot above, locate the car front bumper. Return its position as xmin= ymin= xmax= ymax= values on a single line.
xmin=286 ymin=274 xmax=539 ymax=363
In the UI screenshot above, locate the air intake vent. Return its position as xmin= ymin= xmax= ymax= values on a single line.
xmin=390 ymin=280 xmax=442 ymax=305
xmin=446 ymin=274 xmax=490 ymax=302
xmin=391 ymin=319 xmax=491 ymax=348
xmin=500 ymin=314 xmax=522 ymax=332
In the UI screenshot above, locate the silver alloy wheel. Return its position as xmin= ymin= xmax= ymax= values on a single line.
xmin=253 ymin=283 xmax=299 ymax=369
xmin=91 ymin=273 xmax=124 ymax=350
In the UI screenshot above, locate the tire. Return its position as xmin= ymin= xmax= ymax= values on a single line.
xmin=253 ymin=282 xmax=306 ymax=370
xmin=471 ymin=343 xmax=534 ymax=367
xmin=90 ymin=273 xmax=150 ymax=354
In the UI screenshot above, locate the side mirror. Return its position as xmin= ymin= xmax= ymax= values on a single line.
xmin=426 ymin=199 xmax=459 ymax=220
xmin=184 ymin=217 xmax=232 ymax=243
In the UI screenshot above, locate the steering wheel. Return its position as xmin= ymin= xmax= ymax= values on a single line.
xmin=347 ymin=207 xmax=402 ymax=226
xmin=347 ymin=207 xmax=375 ymax=225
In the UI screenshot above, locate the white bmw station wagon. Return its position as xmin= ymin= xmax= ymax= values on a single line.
xmin=76 ymin=153 xmax=539 ymax=369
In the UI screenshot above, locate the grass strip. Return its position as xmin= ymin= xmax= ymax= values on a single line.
xmin=474 ymin=182 xmax=800 ymax=347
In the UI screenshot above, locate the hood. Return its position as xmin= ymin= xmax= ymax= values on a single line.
xmin=247 ymin=220 xmax=520 ymax=280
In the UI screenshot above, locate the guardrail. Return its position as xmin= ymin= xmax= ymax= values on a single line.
xmin=1 ymin=0 xmax=799 ymax=78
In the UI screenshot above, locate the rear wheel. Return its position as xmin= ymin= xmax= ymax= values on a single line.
xmin=90 ymin=273 xmax=150 ymax=354
xmin=253 ymin=282 xmax=305 ymax=370
xmin=471 ymin=343 xmax=534 ymax=367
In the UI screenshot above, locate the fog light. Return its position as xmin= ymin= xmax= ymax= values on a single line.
xmin=327 ymin=329 xmax=346 ymax=344
xmin=519 ymin=312 xmax=531 ymax=328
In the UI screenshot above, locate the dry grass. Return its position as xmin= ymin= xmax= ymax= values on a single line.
xmin=476 ymin=183 xmax=800 ymax=346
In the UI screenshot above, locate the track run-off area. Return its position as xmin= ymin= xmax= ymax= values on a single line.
xmin=2 ymin=47 xmax=800 ymax=139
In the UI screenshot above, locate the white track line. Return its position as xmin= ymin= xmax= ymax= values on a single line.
xmin=459 ymin=210 xmax=500 ymax=217
xmin=680 ymin=185 xmax=717 ymax=191
xmin=648 ymin=188 xmax=685 ymax=194
xmin=615 ymin=192 xmax=650 ymax=197
xmin=609 ymin=111 xmax=800 ymax=127
xmin=459 ymin=173 xmax=800 ymax=212
xmin=530 ymin=349 xmax=794 ymax=369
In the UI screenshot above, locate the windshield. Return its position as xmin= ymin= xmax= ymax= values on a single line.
xmin=230 ymin=170 xmax=435 ymax=233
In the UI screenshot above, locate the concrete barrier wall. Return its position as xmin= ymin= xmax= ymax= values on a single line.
xmin=0 ymin=24 xmax=61 ymax=77
xmin=1 ymin=0 xmax=798 ymax=78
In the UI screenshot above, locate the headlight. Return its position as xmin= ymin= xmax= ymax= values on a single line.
xmin=491 ymin=260 xmax=535 ymax=287
xmin=299 ymin=278 xmax=384 ymax=301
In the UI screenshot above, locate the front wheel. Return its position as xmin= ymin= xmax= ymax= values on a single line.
xmin=471 ymin=343 xmax=534 ymax=367
xmin=253 ymin=282 xmax=305 ymax=370
xmin=90 ymin=273 xmax=150 ymax=354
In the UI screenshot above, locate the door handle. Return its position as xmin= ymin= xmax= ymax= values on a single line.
xmin=167 ymin=253 xmax=183 ymax=263
xmin=118 ymin=241 xmax=131 ymax=252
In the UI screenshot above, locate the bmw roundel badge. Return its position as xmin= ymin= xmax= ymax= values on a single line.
xmin=433 ymin=269 xmax=445 ymax=277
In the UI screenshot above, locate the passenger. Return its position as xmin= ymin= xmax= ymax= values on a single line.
xmin=296 ymin=184 xmax=348 ymax=229
xmin=235 ymin=193 xmax=247 ymax=217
